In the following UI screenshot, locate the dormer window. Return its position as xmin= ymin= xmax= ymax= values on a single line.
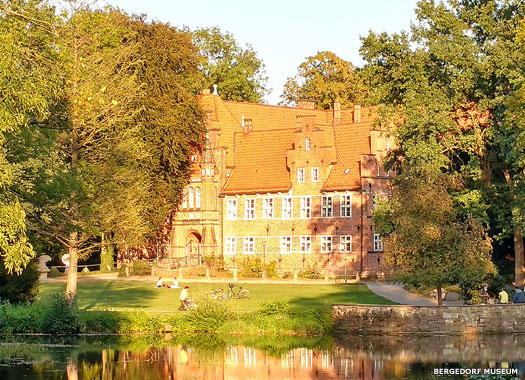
xmin=305 ymin=137 xmax=311 ymax=151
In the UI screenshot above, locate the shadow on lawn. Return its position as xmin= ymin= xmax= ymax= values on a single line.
xmin=79 ymin=281 xmax=157 ymax=311
xmin=286 ymin=284 xmax=396 ymax=312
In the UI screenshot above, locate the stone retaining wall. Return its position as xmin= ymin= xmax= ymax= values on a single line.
xmin=332 ymin=304 xmax=525 ymax=335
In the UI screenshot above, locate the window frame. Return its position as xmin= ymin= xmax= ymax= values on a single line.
xmin=320 ymin=236 xmax=333 ymax=253
xmin=280 ymin=236 xmax=293 ymax=254
xmin=297 ymin=168 xmax=305 ymax=183
xmin=282 ymin=197 xmax=293 ymax=219
xmin=300 ymin=236 xmax=311 ymax=253
xmin=340 ymin=235 xmax=352 ymax=252
xmin=373 ymin=234 xmax=383 ymax=251
xmin=340 ymin=195 xmax=352 ymax=217
xmin=244 ymin=198 xmax=256 ymax=219
xmin=300 ymin=196 xmax=311 ymax=219
xmin=226 ymin=199 xmax=238 ymax=220
xmin=311 ymin=167 xmax=319 ymax=182
xmin=262 ymin=197 xmax=274 ymax=219
xmin=244 ymin=237 xmax=255 ymax=254
xmin=321 ymin=196 xmax=333 ymax=218
xmin=225 ymin=237 xmax=237 ymax=255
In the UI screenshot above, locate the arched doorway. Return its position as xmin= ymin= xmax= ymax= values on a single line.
xmin=185 ymin=232 xmax=202 ymax=266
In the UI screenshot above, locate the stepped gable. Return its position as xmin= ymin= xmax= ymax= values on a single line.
xmin=198 ymin=93 xmax=332 ymax=167
xmin=222 ymin=128 xmax=296 ymax=194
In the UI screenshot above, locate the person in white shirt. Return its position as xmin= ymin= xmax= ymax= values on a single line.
xmin=179 ymin=286 xmax=190 ymax=310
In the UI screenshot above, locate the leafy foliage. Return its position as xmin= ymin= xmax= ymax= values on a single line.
xmin=0 ymin=261 xmax=39 ymax=303
xmin=280 ymin=51 xmax=367 ymax=109
xmin=192 ymin=27 xmax=268 ymax=102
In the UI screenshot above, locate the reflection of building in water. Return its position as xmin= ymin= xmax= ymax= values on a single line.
xmin=88 ymin=344 xmax=400 ymax=380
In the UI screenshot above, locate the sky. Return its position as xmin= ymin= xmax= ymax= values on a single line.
xmin=106 ymin=0 xmax=420 ymax=105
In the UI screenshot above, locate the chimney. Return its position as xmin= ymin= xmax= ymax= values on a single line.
xmin=297 ymin=99 xmax=315 ymax=109
xmin=202 ymin=88 xmax=211 ymax=95
xmin=353 ymin=104 xmax=361 ymax=123
xmin=334 ymin=102 xmax=341 ymax=124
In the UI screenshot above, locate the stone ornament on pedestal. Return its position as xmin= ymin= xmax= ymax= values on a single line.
xmin=38 ymin=255 xmax=52 ymax=279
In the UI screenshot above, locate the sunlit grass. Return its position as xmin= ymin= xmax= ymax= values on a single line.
xmin=39 ymin=281 xmax=395 ymax=313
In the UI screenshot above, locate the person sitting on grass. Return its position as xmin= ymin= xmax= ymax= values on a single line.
xmin=156 ymin=277 xmax=163 ymax=288
xmin=499 ymin=287 xmax=509 ymax=304
xmin=179 ymin=286 xmax=190 ymax=310
xmin=513 ymin=286 xmax=525 ymax=303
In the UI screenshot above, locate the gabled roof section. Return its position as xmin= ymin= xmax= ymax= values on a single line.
xmin=222 ymin=129 xmax=296 ymax=195
xmin=322 ymin=122 xmax=372 ymax=191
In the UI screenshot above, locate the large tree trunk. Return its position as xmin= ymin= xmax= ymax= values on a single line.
xmin=514 ymin=222 xmax=525 ymax=287
xmin=66 ymin=231 xmax=78 ymax=299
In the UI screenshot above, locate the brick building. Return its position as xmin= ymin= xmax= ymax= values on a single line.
xmin=167 ymin=89 xmax=393 ymax=273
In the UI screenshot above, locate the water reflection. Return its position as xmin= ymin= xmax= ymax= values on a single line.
xmin=0 ymin=334 xmax=523 ymax=380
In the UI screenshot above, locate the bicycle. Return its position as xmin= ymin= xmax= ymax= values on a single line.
xmin=227 ymin=283 xmax=250 ymax=300
xmin=207 ymin=287 xmax=227 ymax=301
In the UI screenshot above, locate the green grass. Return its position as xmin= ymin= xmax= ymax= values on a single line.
xmin=38 ymin=281 xmax=395 ymax=313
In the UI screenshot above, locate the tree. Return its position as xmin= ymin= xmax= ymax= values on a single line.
xmin=280 ymin=51 xmax=366 ymax=109
xmin=7 ymin=4 xmax=205 ymax=299
xmin=361 ymin=0 xmax=525 ymax=285
xmin=374 ymin=170 xmax=496 ymax=304
xmin=0 ymin=0 xmax=61 ymax=273
xmin=192 ymin=27 xmax=268 ymax=102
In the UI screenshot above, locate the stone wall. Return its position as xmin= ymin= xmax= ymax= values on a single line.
xmin=332 ymin=304 xmax=525 ymax=335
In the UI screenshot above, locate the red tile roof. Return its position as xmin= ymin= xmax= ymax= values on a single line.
xmin=222 ymin=129 xmax=296 ymax=194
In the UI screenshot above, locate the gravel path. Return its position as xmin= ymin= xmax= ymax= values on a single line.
xmin=365 ymin=282 xmax=437 ymax=306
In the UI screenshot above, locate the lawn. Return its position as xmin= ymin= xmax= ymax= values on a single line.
xmin=39 ymin=280 xmax=395 ymax=313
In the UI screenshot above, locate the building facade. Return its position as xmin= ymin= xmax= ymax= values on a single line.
xmin=168 ymin=89 xmax=393 ymax=272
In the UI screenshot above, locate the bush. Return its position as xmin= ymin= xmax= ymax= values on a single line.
xmin=0 ymin=262 xmax=39 ymax=303
xmin=39 ymin=293 xmax=80 ymax=334
xmin=48 ymin=267 xmax=63 ymax=278
xmin=118 ymin=260 xmax=152 ymax=277
xmin=239 ymin=257 xmax=277 ymax=279
xmin=188 ymin=299 xmax=235 ymax=332
xmin=258 ymin=300 xmax=290 ymax=316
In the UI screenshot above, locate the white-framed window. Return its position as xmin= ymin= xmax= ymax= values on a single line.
xmin=245 ymin=198 xmax=255 ymax=219
xmin=340 ymin=195 xmax=352 ymax=217
xmin=225 ymin=237 xmax=236 ymax=255
xmin=373 ymin=234 xmax=383 ymax=251
xmin=226 ymin=199 xmax=238 ymax=220
xmin=305 ymin=137 xmax=311 ymax=151
xmin=377 ymin=164 xmax=381 ymax=177
xmin=321 ymin=196 xmax=333 ymax=218
xmin=311 ymin=167 xmax=319 ymax=182
xmin=182 ymin=188 xmax=188 ymax=209
xmin=282 ymin=197 xmax=293 ymax=219
xmin=189 ymin=187 xmax=195 ymax=208
xmin=386 ymin=140 xmax=390 ymax=152
xmin=195 ymin=187 xmax=201 ymax=209
xmin=297 ymin=168 xmax=305 ymax=183
xmin=386 ymin=169 xmax=391 ymax=177
xmin=300 ymin=236 xmax=311 ymax=253
xmin=300 ymin=196 xmax=311 ymax=219
xmin=321 ymin=236 xmax=333 ymax=253
xmin=280 ymin=236 xmax=292 ymax=254
xmin=244 ymin=237 xmax=255 ymax=254
xmin=263 ymin=197 xmax=274 ymax=218
xmin=340 ymin=236 xmax=352 ymax=252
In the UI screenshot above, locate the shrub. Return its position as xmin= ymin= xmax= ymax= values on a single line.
xmin=39 ymin=293 xmax=80 ymax=334
xmin=188 ymin=299 xmax=235 ymax=332
xmin=239 ymin=257 xmax=277 ymax=278
xmin=100 ymin=243 xmax=115 ymax=273
xmin=48 ymin=267 xmax=63 ymax=278
xmin=0 ymin=261 xmax=39 ymax=303
xmin=118 ymin=260 xmax=152 ymax=277
xmin=258 ymin=300 xmax=290 ymax=316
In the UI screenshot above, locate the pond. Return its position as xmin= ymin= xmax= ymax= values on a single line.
xmin=0 ymin=334 xmax=524 ymax=380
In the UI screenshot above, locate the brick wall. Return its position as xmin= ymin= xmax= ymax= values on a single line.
xmin=332 ymin=304 xmax=525 ymax=335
